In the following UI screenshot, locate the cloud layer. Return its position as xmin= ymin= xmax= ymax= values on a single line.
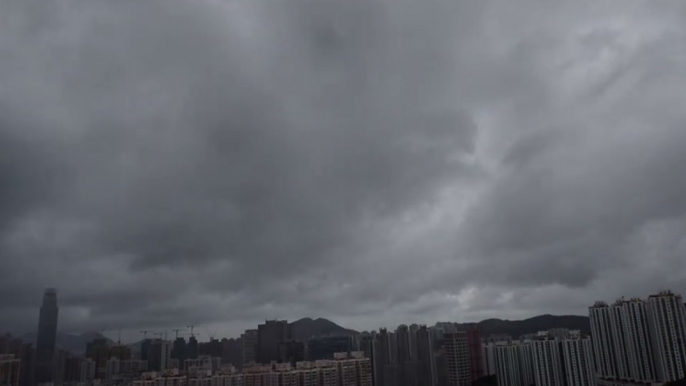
xmin=1 ymin=0 xmax=686 ymax=340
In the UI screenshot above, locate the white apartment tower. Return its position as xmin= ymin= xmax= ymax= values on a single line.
xmin=494 ymin=345 xmax=521 ymax=386
xmin=561 ymin=337 xmax=596 ymax=386
xmin=621 ymin=298 xmax=657 ymax=382
xmin=646 ymin=291 xmax=686 ymax=382
xmin=494 ymin=343 xmax=533 ymax=386
xmin=531 ymin=339 xmax=564 ymax=386
xmin=609 ymin=301 xmax=631 ymax=380
xmin=589 ymin=302 xmax=617 ymax=380
xmin=482 ymin=343 xmax=497 ymax=377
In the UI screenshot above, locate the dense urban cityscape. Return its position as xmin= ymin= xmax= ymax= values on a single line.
xmin=2 ymin=289 xmax=686 ymax=386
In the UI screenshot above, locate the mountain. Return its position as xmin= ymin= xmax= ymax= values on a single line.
xmin=288 ymin=315 xmax=589 ymax=341
xmin=20 ymin=332 xmax=113 ymax=354
xmin=456 ymin=314 xmax=591 ymax=338
xmin=290 ymin=318 xmax=358 ymax=340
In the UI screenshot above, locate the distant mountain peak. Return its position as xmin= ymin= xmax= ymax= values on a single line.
xmin=290 ymin=317 xmax=357 ymax=340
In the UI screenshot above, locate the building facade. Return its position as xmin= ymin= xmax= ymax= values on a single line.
xmin=531 ymin=339 xmax=564 ymax=386
xmin=257 ymin=321 xmax=291 ymax=365
xmin=646 ymin=291 xmax=686 ymax=382
xmin=443 ymin=332 xmax=470 ymax=386
xmin=561 ymin=337 xmax=596 ymax=386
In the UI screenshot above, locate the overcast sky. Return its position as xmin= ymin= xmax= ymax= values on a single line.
xmin=2 ymin=0 xmax=686 ymax=342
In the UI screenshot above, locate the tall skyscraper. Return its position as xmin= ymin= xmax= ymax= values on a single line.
xmin=395 ymin=325 xmax=417 ymax=386
xmin=589 ymin=301 xmax=618 ymax=380
xmin=531 ymin=339 xmax=564 ymax=386
xmin=443 ymin=332 xmax=470 ymax=386
xmin=561 ymin=337 xmax=596 ymax=386
xmin=372 ymin=329 xmax=391 ymax=386
xmin=147 ymin=340 xmax=172 ymax=372
xmin=609 ymin=300 xmax=631 ymax=380
xmin=590 ymin=290 xmax=686 ymax=385
xmin=646 ymin=290 xmax=686 ymax=382
xmin=257 ymin=321 xmax=291 ymax=364
xmin=482 ymin=343 xmax=497 ymax=377
xmin=35 ymin=289 xmax=58 ymax=385
xmin=172 ymin=338 xmax=186 ymax=370
xmin=621 ymin=298 xmax=657 ymax=382
xmin=494 ymin=345 xmax=523 ymax=386
xmin=187 ymin=336 xmax=199 ymax=362
xmin=492 ymin=342 xmax=534 ymax=386
xmin=242 ymin=330 xmax=258 ymax=366
xmin=18 ymin=344 xmax=35 ymax=386
xmin=465 ymin=325 xmax=484 ymax=381
xmin=415 ymin=326 xmax=435 ymax=386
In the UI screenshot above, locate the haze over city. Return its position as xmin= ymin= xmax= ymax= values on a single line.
xmin=2 ymin=0 xmax=686 ymax=346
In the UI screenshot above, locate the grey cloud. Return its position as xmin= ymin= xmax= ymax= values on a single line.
xmin=2 ymin=0 xmax=686 ymax=339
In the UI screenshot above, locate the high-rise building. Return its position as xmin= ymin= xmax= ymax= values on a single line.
xmin=80 ymin=358 xmax=96 ymax=382
xmin=465 ymin=325 xmax=484 ymax=381
xmin=494 ymin=345 xmax=522 ymax=386
xmin=53 ymin=349 xmax=69 ymax=385
xmin=531 ymin=339 xmax=564 ymax=386
xmin=482 ymin=343 xmax=497 ymax=377
xmin=242 ymin=330 xmax=258 ymax=367
xmin=589 ymin=301 xmax=618 ymax=380
xmin=621 ymin=298 xmax=657 ymax=382
xmin=140 ymin=339 xmax=151 ymax=361
xmin=561 ymin=337 xmax=596 ymax=386
xmin=415 ymin=326 xmax=435 ymax=386
xmin=395 ymin=325 xmax=417 ymax=386
xmin=0 ymin=354 xmax=21 ymax=386
xmin=307 ymin=336 xmax=352 ymax=361
xmin=18 ymin=344 xmax=35 ymax=386
xmin=492 ymin=343 xmax=533 ymax=386
xmin=278 ymin=341 xmax=305 ymax=365
xmin=172 ymin=338 xmax=187 ymax=370
xmin=187 ymin=336 xmax=199 ymax=361
xmin=371 ymin=329 xmax=390 ymax=386
xmin=517 ymin=342 xmax=535 ymax=386
xmin=257 ymin=321 xmax=291 ymax=365
xmin=63 ymin=355 xmax=83 ymax=383
xmin=443 ymin=332 xmax=470 ymax=386
xmin=609 ymin=300 xmax=631 ymax=380
xmin=147 ymin=340 xmax=172 ymax=372
xmin=221 ymin=338 xmax=242 ymax=368
xmin=646 ymin=290 xmax=686 ymax=382
xmin=35 ymin=289 xmax=58 ymax=385
xmin=86 ymin=338 xmax=110 ymax=378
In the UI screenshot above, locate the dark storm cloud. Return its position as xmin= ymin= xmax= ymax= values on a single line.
xmin=1 ymin=0 xmax=686 ymax=338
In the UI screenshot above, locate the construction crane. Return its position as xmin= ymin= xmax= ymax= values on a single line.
xmin=172 ymin=329 xmax=186 ymax=339
xmin=205 ymin=327 xmax=217 ymax=340
xmin=153 ymin=331 xmax=167 ymax=340
xmin=140 ymin=330 xmax=151 ymax=340
xmin=187 ymin=325 xmax=195 ymax=338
